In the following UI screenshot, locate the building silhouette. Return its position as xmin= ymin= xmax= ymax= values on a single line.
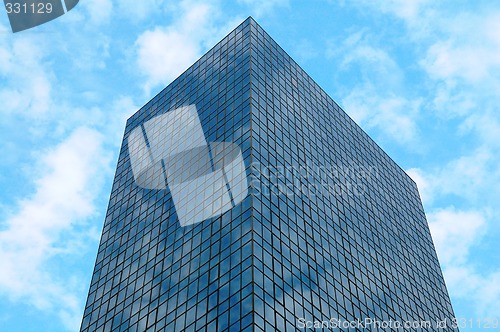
xmin=80 ymin=17 xmax=457 ymax=332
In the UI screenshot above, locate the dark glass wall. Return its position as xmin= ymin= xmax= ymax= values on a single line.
xmin=80 ymin=20 xmax=254 ymax=332
xmin=246 ymin=18 xmax=457 ymax=331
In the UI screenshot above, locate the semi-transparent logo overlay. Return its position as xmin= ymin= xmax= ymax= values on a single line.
xmin=128 ymin=105 xmax=249 ymax=227
xmin=3 ymin=0 xmax=79 ymax=33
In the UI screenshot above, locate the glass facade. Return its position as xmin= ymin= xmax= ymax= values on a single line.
xmin=80 ymin=17 xmax=457 ymax=332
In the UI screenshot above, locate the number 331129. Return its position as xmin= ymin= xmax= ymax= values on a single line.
xmin=5 ymin=2 xmax=53 ymax=14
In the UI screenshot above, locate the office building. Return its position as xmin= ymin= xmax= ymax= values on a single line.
xmin=80 ymin=17 xmax=457 ymax=332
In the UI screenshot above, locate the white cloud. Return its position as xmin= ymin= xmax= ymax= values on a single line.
xmin=135 ymin=2 xmax=214 ymax=94
xmin=408 ymin=149 xmax=498 ymax=204
xmin=355 ymin=1 xmax=500 ymax=124
xmin=429 ymin=80 xmax=477 ymax=118
xmin=328 ymin=31 xmax=403 ymax=87
xmin=134 ymin=1 xmax=245 ymax=95
xmin=379 ymin=0 xmax=431 ymax=22
xmin=460 ymin=112 xmax=500 ymax=149
xmin=427 ymin=208 xmax=499 ymax=317
xmin=0 ymin=36 xmax=52 ymax=116
xmin=428 ymin=208 xmax=485 ymax=265
xmin=350 ymin=0 xmax=433 ymax=29
xmin=329 ymin=32 xmax=422 ymax=145
xmin=437 ymin=150 xmax=491 ymax=200
xmin=80 ymin=0 xmax=113 ymax=26
xmin=136 ymin=26 xmax=200 ymax=94
xmin=441 ymin=264 xmax=500 ymax=318
xmin=0 ymin=25 xmax=137 ymax=327
xmin=392 ymin=6 xmax=500 ymax=123
xmin=340 ymin=42 xmax=400 ymax=80
xmin=342 ymin=84 xmax=421 ymax=144
xmin=0 ymin=127 xmax=111 ymax=331
xmin=408 ymin=153 xmax=499 ymax=318
xmin=421 ymin=13 xmax=500 ymax=84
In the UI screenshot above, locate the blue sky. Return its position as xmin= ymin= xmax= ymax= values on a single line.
xmin=0 ymin=0 xmax=499 ymax=331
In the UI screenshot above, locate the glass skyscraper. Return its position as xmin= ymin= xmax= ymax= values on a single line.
xmin=80 ymin=17 xmax=457 ymax=332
